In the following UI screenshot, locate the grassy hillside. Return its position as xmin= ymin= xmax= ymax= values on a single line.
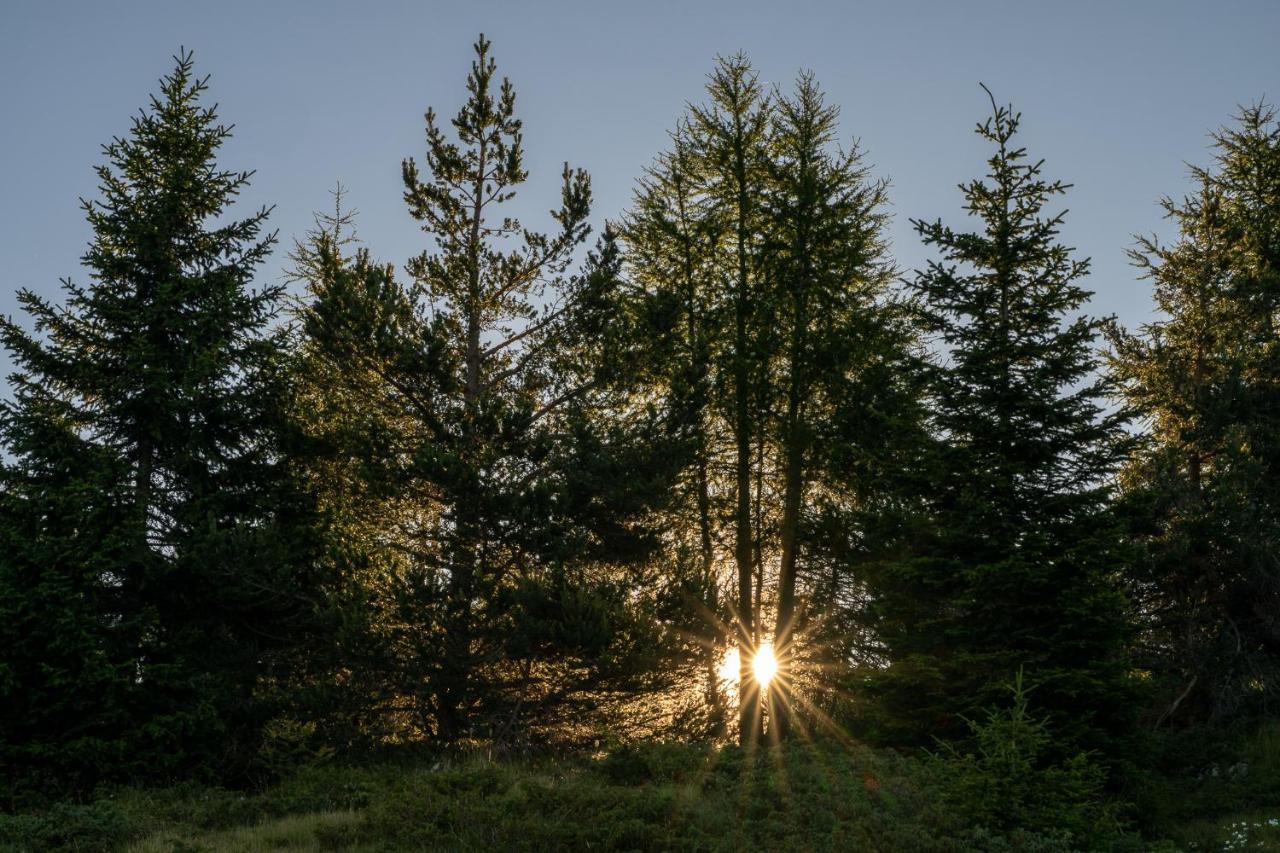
xmin=4 ymin=724 xmax=1280 ymax=852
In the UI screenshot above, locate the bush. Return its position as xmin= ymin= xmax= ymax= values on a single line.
xmin=0 ymin=800 xmax=136 ymax=852
xmin=599 ymin=740 xmax=707 ymax=785
xmin=927 ymin=670 xmax=1130 ymax=845
xmin=247 ymin=717 xmax=336 ymax=784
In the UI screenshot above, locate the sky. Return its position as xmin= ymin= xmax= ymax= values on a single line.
xmin=2 ymin=0 xmax=1277 ymax=380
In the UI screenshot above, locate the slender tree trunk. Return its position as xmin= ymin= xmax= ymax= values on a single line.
xmin=773 ymin=284 xmax=809 ymax=741
xmin=735 ymin=331 xmax=757 ymax=746
xmin=695 ymin=434 xmax=724 ymax=725
xmin=439 ymin=136 xmax=488 ymax=745
xmin=732 ymin=136 xmax=760 ymax=748
xmin=773 ymin=433 xmax=804 ymax=740
xmin=135 ymin=437 xmax=154 ymax=540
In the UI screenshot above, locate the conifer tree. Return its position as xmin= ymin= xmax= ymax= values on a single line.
xmin=1107 ymin=103 xmax=1280 ymax=723
xmin=863 ymin=89 xmax=1134 ymax=754
xmin=625 ymin=55 xmax=774 ymax=746
xmin=685 ymin=56 xmax=774 ymax=746
xmin=759 ymin=73 xmax=908 ymax=740
xmin=624 ymin=62 xmax=916 ymax=746
xmin=624 ymin=130 xmax=731 ymax=733
xmin=0 ymin=51 xmax=319 ymax=788
xmin=296 ymin=35 xmax=679 ymax=744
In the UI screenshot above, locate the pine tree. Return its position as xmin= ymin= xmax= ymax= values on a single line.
xmin=624 ymin=128 xmax=731 ymax=734
xmin=1107 ymin=103 xmax=1280 ymax=724
xmin=758 ymin=73 xmax=907 ymax=740
xmin=624 ymin=61 xmax=918 ymax=746
xmin=0 ymin=50 xmax=319 ymax=789
xmin=683 ymin=55 xmax=774 ymax=746
xmin=296 ymin=35 xmax=679 ymax=744
xmin=624 ymin=55 xmax=775 ymax=746
xmin=862 ymin=89 xmax=1135 ymax=755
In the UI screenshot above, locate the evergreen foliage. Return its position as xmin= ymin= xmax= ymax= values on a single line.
xmin=1107 ymin=103 xmax=1280 ymax=724
xmin=860 ymin=88 xmax=1136 ymax=755
xmin=2 ymin=34 xmax=1278 ymax=846
xmin=291 ymin=35 xmax=683 ymax=746
xmin=0 ymin=51 xmax=323 ymax=795
xmin=623 ymin=60 xmax=916 ymax=745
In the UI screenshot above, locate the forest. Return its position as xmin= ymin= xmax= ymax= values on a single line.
xmin=1 ymin=34 xmax=1279 ymax=852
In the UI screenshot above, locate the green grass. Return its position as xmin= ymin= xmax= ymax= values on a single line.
xmin=1165 ymin=811 xmax=1280 ymax=851
xmin=126 ymin=810 xmax=368 ymax=852
xmin=5 ymin=734 xmax=1279 ymax=851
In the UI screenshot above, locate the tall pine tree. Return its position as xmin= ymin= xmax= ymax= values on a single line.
xmin=0 ymin=51 xmax=320 ymax=790
xmin=624 ymin=61 xmax=918 ymax=745
xmin=862 ymin=89 xmax=1135 ymax=755
xmin=1107 ymin=103 xmax=1280 ymax=724
xmin=295 ymin=35 xmax=681 ymax=745
xmin=758 ymin=73 xmax=911 ymax=740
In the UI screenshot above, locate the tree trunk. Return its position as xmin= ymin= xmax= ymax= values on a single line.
xmin=773 ymin=298 xmax=807 ymax=742
xmin=437 ymin=135 xmax=488 ymax=745
xmin=773 ymin=428 xmax=804 ymax=741
xmin=732 ymin=133 xmax=760 ymax=748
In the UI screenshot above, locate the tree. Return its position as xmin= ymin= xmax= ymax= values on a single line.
xmin=1107 ymin=103 xmax=1280 ymax=724
xmin=0 ymin=50 xmax=321 ymax=789
xmin=0 ymin=394 xmax=136 ymax=798
xmin=624 ymin=127 xmax=731 ymax=735
xmin=862 ymin=89 xmax=1135 ymax=755
xmin=758 ymin=73 xmax=910 ymax=740
xmin=624 ymin=55 xmax=774 ymax=746
xmin=295 ymin=35 xmax=680 ymax=745
xmin=624 ymin=61 xmax=916 ymax=746
xmin=685 ymin=55 xmax=774 ymax=746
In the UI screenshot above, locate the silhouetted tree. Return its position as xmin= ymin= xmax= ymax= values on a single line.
xmin=0 ymin=51 xmax=322 ymax=791
xmin=295 ymin=35 xmax=681 ymax=745
xmin=862 ymin=89 xmax=1135 ymax=756
xmin=1108 ymin=103 xmax=1280 ymax=724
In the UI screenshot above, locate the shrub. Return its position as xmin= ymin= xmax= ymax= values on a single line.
xmin=927 ymin=669 xmax=1127 ymax=844
xmin=0 ymin=800 xmax=136 ymax=852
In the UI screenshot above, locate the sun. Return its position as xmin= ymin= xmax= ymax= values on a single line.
xmin=753 ymin=642 xmax=777 ymax=688
xmin=717 ymin=643 xmax=778 ymax=688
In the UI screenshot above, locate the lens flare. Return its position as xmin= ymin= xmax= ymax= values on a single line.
xmin=718 ymin=643 xmax=778 ymax=688
xmin=753 ymin=642 xmax=777 ymax=688
xmin=718 ymin=646 xmax=740 ymax=683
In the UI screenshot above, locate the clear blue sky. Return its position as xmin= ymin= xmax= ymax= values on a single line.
xmin=2 ymin=0 xmax=1277 ymax=379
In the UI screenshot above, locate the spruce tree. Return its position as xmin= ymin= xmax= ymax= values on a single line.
xmin=863 ymin=89 xmax=1134 ymax=754
xmin=1107 ymin=103 xmax=1280 ymax=724
xmin=0 ymin=51 xmax=318 ymax=788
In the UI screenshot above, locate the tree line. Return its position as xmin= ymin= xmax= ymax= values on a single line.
xmin=2 ymin=36 xmax=1277 ymax=798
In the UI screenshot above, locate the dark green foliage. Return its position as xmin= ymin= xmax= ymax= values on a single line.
xmin=622 ymin=59 xmax=919 ymax=744
xmin=860 ymin=89 xmax=1137 ymax=756
xmin=1107 ymin=103 xmax=1280 ymax=725
xmin=0 ymin=51 xmax=323 ymax=795
xmin=680 ymin=55 xmax=774 ymax=746
xmin=1127 ymin=719 xmax=1280 ymax=839
xmin=0 ymin=422 xmax=137 ymax=799
xmin=5 ymin=33 xmax=1280 ymax=850
xmin=0 ymin=799 xmax=134 ymax=852
xmin=0 ymin=744 xmax=1160 ymax=852
xmin=291 ymin=36 xmax=683 ymax=746
xmin=757 ymin=74 xmax=928 ymax=738
xmin=927 ymin=670 xmax=1119 ymax=839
